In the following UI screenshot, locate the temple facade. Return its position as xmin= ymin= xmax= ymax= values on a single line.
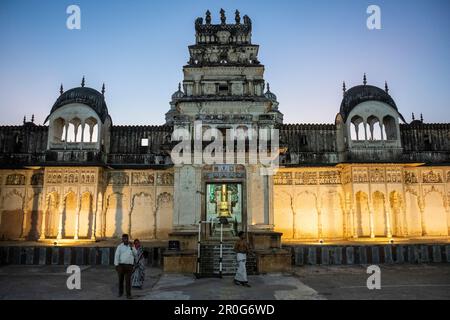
xmin=0 ymin=10 xmax=449 ymax=244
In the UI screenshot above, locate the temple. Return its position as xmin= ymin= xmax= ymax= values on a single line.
xmin=0 ymin=10 xmax=449 ymax=272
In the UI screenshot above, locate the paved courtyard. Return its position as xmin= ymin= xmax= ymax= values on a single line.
xmin=0 ymin=264 xmax=449 ymax=300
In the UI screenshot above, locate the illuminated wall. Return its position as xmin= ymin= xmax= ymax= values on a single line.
xmin=273 ymin=165 xmax=450 ymax=240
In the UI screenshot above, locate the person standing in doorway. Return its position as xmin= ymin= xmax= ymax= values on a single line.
xmin=234 ymin=231 xmax=251 ymax=287
xmin=114 ymin=234 xmax=137 ymax=299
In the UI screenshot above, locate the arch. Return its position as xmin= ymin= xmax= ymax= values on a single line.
xmin=423 ymin=190 xmax=448 ymax=236
xmin=350 ymin=115 xmax=364 ymax=141
xmin=104 ymin=192 xmax=128 ymax=238
xmin=389 ymin=191 xmax=405 ymax=236
xmin=293 ymin=190 xmax=318 ymax=239
xmin=130 ymin=192 xmax=154 ymax=239
xmin=0 ymin=190 xmax=24 ymax=239
xmin=383 ymin=115 xmax=397 ymax=140
xmin=44 ymin=192 xmax=59 ymax=238
xmin=53 ymin=117 xmax=66 ymax=142
xmin=156 ymin=192 xmax=174 ymax=239
xmin=63 ymin=192 xmax=77 ymax=238
xmin=78 ymin=192 xmax=94 ymax=238
xmin=355 ymin=191 xmax=370 ymax=237
xmin=367 ymin=115 xmax=382 ymax=140
xmin=320 ymin=191 xmax=344 ymax=238
xmin=404 ymin=189 xmax=422 ymax=236
xmin=372 ymin=191 xmax=387 ymax=236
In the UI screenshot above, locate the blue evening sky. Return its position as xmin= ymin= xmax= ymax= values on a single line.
xmin=0 ymin=0 xmax=449 ymax=125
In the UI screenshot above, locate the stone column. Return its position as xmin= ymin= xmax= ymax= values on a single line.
xmin=39 ymin=195 xmax=48 ymax=240
xmin=74 ymin=196 xmax=81 ymax=240
xmin=384 ymin=202 xmax=393 ymax=238
xmin=56 ymin=199 xmax=65 ymax=240
xmin=418 ymin=197 xmax=427 ymax=236
xmin=380 ymin=123 xmax=385 ymax=141
xmin=64 ymin=123 xmax=69 ymax=149
xmin=89 ymin=124 xmax=94 ymax=143
xmin=91 ymin=195 xmax=101 ymax=240
xmin=368 ymin=204 xmax=375 ymax=238
xmin=80 ymin=122 xmax=85 ymax=149
xmin=20 ymin=209 xmax=28 ymax=239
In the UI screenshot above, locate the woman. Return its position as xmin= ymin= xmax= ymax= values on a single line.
xmin=131 ymin=239 xmax=146 ymax=289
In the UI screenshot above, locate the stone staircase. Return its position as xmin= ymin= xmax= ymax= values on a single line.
xmin=199 ymin=241 xmax=257 ymax=276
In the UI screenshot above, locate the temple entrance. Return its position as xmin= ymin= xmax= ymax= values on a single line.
xmin=205 ymin=183 xmax=244 ymax=238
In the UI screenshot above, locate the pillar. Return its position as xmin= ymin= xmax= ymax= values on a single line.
xmin=384 ymin=203 xmax=393 ymax=238
xmin=20 ymin=209 xmax=28 ymax=239
xmin=368 ymin=204 xmax=375 ymax=238
xmin=39 ymin=196 xmax=48 ymax=240
xmin=80 ymin=122 xmax=85 ymax=148
xmin=56 ymin=200 xmax=65 ymax=240
xmin=418 ymin=197 xmax=427 ymax=236
xmin=74 ymin=197 xmax=81 ymax=240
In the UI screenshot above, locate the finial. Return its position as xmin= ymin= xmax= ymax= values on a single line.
xmin=60 ymin=84 xmax=64 ymax=95
xmin=23 ymin=116 xmax=26 ymax=124
xmin=31 ymin=114 xmax=34 ymax=123
xmin=412 ymin=112 xmax=415 ymax=121
xmin=267 ymin=83 xmax=270 ymax=92
xmin=363 ymin=73 xmax=367 ymax=85
xmin=235 ymin=10 xmax=241 ymax=24
xmin=220 ymin=8 xmax=226 ymax=24
xmin=420 ymin=113 xmax=423 ymax=122
xmin=101 ymin=83 xmax=105 ymax=95
xmin=81 ymin=76 xmax=85 ymax=87
xmin=385 ymin=81 xmax=389 ymax=93
xmin=205 ymin=10 xmax=211 ymax=24
xmin=178 ymin=83 xmax=181 ymax=91
xmin=343 ymin=81 xmax=346 ymax=95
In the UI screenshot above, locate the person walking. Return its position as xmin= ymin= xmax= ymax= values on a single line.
xmin=114 ymin=234 xmax=137 ymax=299
xmin=131 ymin=239 xmax=146 ymax=289
xmin=233 ymin=231 xmax=251 ymax=287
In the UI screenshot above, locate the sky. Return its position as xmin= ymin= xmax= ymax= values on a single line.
xmin=0 ymin=0 xmax=449 ymax=126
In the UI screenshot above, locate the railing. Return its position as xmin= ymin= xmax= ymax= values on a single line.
xmin=196 ymin=220 xmax=224 ymax=277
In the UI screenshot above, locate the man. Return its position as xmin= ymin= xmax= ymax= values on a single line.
xmin=233 ymin=231 xmax=251 ymax=287
xmin=114 ymin=234 xmax=137 ymax=299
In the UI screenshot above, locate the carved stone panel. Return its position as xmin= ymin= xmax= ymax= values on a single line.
xmin=157 ymin=172 xmax=174 ymax=186
xmin=6 ymin=174 xmax=26 ymax=185
xmin=422 ymin=170 xmax=443 ymax=183
xmin=107 ymin=172 xmax=129 ymax=185
xmin=31 ymin=173 xmax=44 ymax=186
xmin=132 ymin=172 xmax=155 ymax=186
xmin=404 ymin=171 xmax=418 ymax=184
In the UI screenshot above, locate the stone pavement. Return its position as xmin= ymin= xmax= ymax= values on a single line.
xmin=0 ymin=264 xmax=449 ymax=300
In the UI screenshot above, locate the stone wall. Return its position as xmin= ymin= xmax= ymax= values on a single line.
xmin=273 ymin=165 xmax=450 ymax=240
xmin=0 ymin=168 xmax=174 ymax=241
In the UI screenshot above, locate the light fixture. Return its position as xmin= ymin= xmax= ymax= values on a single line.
xmin=318 ymin=239 xmax=324 ymax=244
xmin=389 ymin=239 xmax=394 ymax=244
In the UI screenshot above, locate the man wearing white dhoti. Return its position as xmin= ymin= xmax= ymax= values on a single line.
xmin=234 ymin=231 xmax=251 ymax=287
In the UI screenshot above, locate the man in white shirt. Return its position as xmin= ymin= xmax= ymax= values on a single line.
xmin=114 ymin=234 xmax=137 ymax=298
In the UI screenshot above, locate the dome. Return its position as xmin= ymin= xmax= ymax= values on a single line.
xmin=340 ymin=85 xmax=403 ymax=122
xmin=171 ymin=83 xmax=185 ymax=100
xmin=46 ymin=86 xmax=109 ymax=123
xmin=264 ymin=84 xmax=277 ymax=102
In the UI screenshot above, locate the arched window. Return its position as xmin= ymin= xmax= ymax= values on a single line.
xmin=383 ymin=115 xmax=397 ymax=140
xmin=53 ymin=118 xmax=65 ymax=142
xmin=350 ymin=116 xmax=364 ymax=141
xmin=91 ymin=124 xmax=98 ymax=143
xmin=67 ymin=123 xmax=76 ymax=142
xmin=367 ymin=116 xmax=382 ymax=140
